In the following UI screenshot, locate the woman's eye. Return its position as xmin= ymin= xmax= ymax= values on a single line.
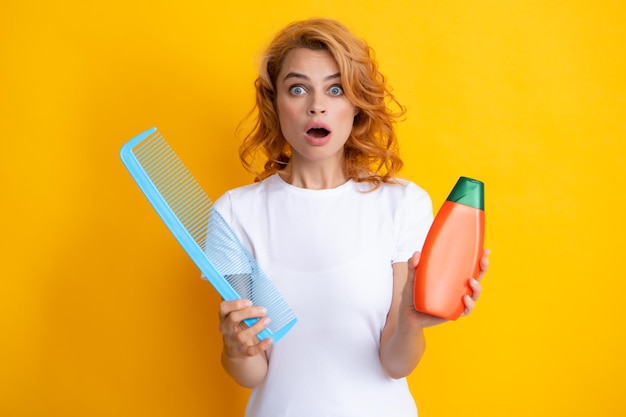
xmin=329 ymin=86 xmax=344 ymax=96
xmin=289 ymin=86 xmax=306 ymax=95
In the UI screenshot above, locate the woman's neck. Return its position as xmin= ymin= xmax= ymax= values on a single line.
xmin=279 ymin=161 xmax=348 ymax=190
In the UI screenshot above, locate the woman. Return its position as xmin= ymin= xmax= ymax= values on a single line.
xmin=214 ymin=18 xmax=489 ymax=416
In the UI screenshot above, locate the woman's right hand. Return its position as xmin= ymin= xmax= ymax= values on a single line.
xmin=219 ymin=299 xmax=273 ymax=360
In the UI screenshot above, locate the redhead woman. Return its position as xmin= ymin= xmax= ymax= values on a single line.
xmin=214 ymin=18 xmax=490 ymax=417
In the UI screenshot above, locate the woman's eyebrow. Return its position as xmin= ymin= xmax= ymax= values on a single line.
xmin=282 ymin=72 xmax=341 ymax=82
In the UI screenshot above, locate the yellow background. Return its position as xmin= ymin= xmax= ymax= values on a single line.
xmin=2 ymin=1 xmax=625 ymax=416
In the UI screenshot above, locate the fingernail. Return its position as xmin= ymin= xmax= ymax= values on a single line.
xmin=258 ymin=307 xmax=267 ymax=316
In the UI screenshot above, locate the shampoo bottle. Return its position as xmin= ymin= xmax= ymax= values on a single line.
xmin=413 ymin=176 xmax=485 ymax=320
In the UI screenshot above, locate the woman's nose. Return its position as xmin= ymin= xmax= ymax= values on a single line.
xmin=308 ymin=94 xmax=326 ymax=114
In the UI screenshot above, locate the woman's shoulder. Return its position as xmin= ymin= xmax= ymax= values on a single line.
xmin=214 ymin=174 xmax=280 ymax=208
xmin=227 ymin=173 xmax=279 ymax=193
xmin=376 ymin=177 xmax=431 ymax=203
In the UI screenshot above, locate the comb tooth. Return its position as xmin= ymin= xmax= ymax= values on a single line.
xmin=249 ymin=275 xmax=293 ymax=330
xmin=151 ymin=153 xmax=184 ymax=191
xmin=147 ymin=154 xmax=177 ymax=185
xmin=185 ymin=208 xmax=210 ymax=244
xmin=177 ymin=197 xmax=204 ymax=224
xmin=139 ymin=135 xmax=163 ymax=158
xmin=169 ymin=179 xmax=203 ymax=213
xmin=161 ymin=176 xmax=199 ymax=216
xmin=182 ymin=213 xmax=208 ymax=245
xmin=135 ymin=135 xmax=167 ymax=169
xmin=165 ymin=166 xmax=202 ymax=206
xmin=146 ymin=141 xmax=179 ymax=179
xmin=142 ymin=157 xmax=176 ymax=190
xmin=180 ymin=194 xmax=208 ymax=225
xmin=153 ymin=159 xmax=210 ymax=245
xmin=132 ymin=135 xmax=156 ymax=159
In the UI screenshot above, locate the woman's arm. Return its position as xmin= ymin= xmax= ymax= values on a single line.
xmin=380 ymin=250 xmax=490 ymax=379
xmin=379 ymin=256 xmax=427 ymax=379
xmin=219 ymin=299 xmax=273 ymax=388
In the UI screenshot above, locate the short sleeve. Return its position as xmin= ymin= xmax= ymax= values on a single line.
xmin=200 ymin=192 xmax=254 ymax=297
xmin=392 ymin=181 xmax=434 ymax=264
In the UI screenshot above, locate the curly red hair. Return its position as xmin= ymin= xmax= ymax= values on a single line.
xmin=238 ymin=18 xmax=406 ymax=189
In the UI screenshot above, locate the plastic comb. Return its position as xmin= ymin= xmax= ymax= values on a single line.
xmin=120 ymin=127 xmax=297 ymax=342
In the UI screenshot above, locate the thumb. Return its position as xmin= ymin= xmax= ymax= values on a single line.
xmin=408 ymin=251 xmax=421 ymax=270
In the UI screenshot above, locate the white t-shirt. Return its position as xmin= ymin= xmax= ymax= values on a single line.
xmin=214 ymin=174 xmax=433 ymax=417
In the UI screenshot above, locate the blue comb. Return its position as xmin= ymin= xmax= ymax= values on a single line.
xmin=120 ymin=127 xmax=297 ymax=342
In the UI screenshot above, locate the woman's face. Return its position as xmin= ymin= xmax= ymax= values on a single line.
xmin=275 ymin=48 xmax=357 ymax=169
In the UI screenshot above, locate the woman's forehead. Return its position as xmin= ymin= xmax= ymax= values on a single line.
xmin=277 ymin=48 xmax=339 ymax=80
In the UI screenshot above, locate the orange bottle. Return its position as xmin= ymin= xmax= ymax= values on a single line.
xmin=413 ymin=176 xmax=485 ymax=320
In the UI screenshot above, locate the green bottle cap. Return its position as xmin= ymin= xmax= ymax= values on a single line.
xmin=446 ymin=176 xmax=484 ymax=210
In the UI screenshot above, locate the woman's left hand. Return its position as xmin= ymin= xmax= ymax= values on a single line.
xmin=401 ymin=249 xmax=491 ymax=329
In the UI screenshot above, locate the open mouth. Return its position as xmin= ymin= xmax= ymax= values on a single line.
xmin=306 ymin=127 xmax=330 ymax=138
